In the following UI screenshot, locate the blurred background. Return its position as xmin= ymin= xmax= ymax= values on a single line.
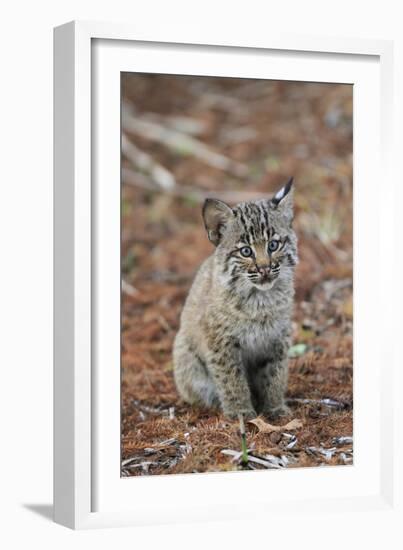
xmin=121 ymin=74 xmax=353 ymax=476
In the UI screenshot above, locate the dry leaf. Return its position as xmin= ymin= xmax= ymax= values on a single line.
xmin=248 ymin=417 xmax=303 ymax=434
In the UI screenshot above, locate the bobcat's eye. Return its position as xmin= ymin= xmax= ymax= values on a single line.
xmin=240 ymin=246 xmax=253 ymax=258
xmin=268 ymin=240 xmax=280 ymax=253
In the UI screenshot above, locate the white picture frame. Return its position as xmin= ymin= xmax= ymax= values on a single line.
xmin=54 ymin=21 xmax=399 ymax=531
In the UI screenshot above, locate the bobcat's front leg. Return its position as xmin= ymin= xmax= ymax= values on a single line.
xmin=251 ymin=339 xmax=290 ymax=418
xmin=261 ymin=360 xmax=290 ymax=418
xmin=206 ymin=340 xmax=255 ymax=419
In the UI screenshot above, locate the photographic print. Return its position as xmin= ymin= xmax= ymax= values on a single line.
xmin=121 ymin=74 xmax=353 ymax=477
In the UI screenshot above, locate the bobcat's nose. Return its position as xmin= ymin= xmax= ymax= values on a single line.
xmin=257 ymin=264 xmax=271 ymax=277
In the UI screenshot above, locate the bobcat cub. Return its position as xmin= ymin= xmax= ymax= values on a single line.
xmin=173 ymin=178 xmax=297 ymax=419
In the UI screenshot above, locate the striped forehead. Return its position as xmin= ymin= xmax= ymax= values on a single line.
xmin=234 ymin=201 xmax=272 ymax=243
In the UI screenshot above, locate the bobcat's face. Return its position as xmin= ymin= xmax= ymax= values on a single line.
xmin=203 ymin=179 xmax=298 ymax=293
xmin=229 ymin=226 xmax=293 ymax=290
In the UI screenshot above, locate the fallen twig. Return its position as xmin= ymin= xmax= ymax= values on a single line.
xmin=304 ymin=444 xmax=353 ymax=464
xmin=131 ymin=399 xmax=174 ymax=416
xmin=122 ymin=134 xmax=176 ymax=190
xmin=142 ymin=112 xmax=207 ymax=136
xmin=122 ymin=102 xmax=248 ymax=177
xmin=198 ymin=91 xmax=245 ymax=112
xmin=122 ymin=279 xmax=138 ymax=296
xmin=219 ymin=126 xmax=258 ymax=146
xmin=221 ymin=449 xmax=296 ymax=469
xmin=282 ymin=433 xmax=298 ymax=450
xmin=238 ymin=414 xmax=249 ymax=466
xmin=122 ymin=167 xmax=271 ymax=204
xmin=221 ymin=449 xmax=282 ymax=469
xmin=287 ymin=397 xmax=351 ymax=410
xmin=332 ymin=436 xmax=353 ymax=446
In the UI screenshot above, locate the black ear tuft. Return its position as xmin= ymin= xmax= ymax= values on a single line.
xmin=271 ymin=177 xmax=294 ymax=206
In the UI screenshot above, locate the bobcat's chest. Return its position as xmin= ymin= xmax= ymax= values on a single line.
xmin=238 ymin=319 xmax=281 ymax=368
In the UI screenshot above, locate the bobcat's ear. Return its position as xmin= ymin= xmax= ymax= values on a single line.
xmin=202 ymin=198 xmax=234 ymax=246
xmin=270 ymin=177 xmax=294 ymax=221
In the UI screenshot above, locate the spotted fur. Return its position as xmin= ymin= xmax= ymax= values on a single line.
xmin=173 ymin=179 xmax=297 ymax=418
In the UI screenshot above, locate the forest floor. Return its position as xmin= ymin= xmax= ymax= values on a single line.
xmin=121 ymin=75 xmax=353 ymax=476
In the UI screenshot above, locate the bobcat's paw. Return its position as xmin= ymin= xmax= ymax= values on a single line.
xmin=223 ymin=407 xmax=256 ymax=420
xmin=263 ymin=403 xmax=291 ymax=419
